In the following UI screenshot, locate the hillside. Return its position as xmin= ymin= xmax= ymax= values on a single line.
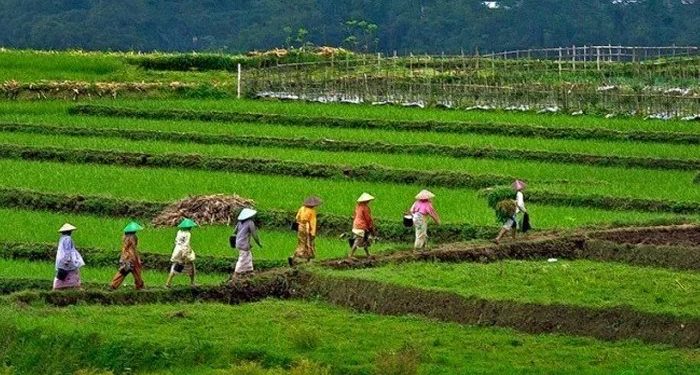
xmin=0 ymin=0 xmax=698 ymax=53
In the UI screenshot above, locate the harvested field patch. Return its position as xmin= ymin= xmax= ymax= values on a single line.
xmin=592 ymin=225 xmax=700 ymax=247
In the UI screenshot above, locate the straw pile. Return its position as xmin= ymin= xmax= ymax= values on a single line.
xmin=152 ymin=194 xmax=255 ymax=227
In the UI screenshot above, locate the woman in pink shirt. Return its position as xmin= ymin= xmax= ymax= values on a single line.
xmin=410 ymin=190 xmax=441 ymax=250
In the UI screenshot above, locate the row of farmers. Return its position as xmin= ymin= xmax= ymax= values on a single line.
xmin=51 ymin=182 xmax=528 ymax=290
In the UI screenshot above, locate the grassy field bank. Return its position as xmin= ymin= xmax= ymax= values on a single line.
xmin=320 ymin=260 xmax=700 ymax=317
xmin=1 ymin=300 xmax=698 ymax=374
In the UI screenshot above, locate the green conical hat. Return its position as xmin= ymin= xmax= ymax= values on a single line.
xmin=177 ymin=218 xmax=198 ymax=229
xmin=123 ymin=221 xmax=144 ymax=233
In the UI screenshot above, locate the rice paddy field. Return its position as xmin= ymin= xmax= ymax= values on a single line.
xmin=0 ymin=50 xmax=698 ymax=374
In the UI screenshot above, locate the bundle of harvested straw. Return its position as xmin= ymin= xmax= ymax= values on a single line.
xmin=152 ymin=194 xmax=255 ymax=227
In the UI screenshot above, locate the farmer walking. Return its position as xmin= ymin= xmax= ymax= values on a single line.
xmin=232 ymin=208 xmax=262 ymax=278
xmin=289 ymin=196 xmax=322 ymax=266
xmin=349 ymin=193 xmax=376 ymax=259
xmin=494 ymin=180 xmax=529 ymax=244
xmin=110 ymin=221 xmax=145 ymax=290
xmin=409 ymin=190 xmax=441 ymax=250
xmin=165 ymin=218 xmax=198 ymax=288
xmin=53 ymin=223 xmax=85 ymax=290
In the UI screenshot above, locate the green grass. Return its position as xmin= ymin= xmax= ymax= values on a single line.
xmin=320 ymin=260 xmax=700 ymax=317
xmin=0 ymin=209 xmax=393 ymax=260
xmin=1 ymin=300 xmax=698 ymax=374
xmin=2 ymin=105 xmax=700 ymax=160
xmin=0 ymin=259 xmax=227 ymax=287
xmin=0 ymin=49 xmax=233 ymax=83
xmin=0 ymin=130 xmax=698 ymax=204
xmin=0 ymin=159 xmax=687 ymax=227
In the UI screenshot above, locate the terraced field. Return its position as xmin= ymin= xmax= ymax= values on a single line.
xmin=1 ymin=51 xmax=699 ymax=374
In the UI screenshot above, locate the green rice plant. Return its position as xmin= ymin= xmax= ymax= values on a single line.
xmin=0 ymin=143 xmax=514 ymax=190
xmin=0 ymin=208 xmax=396 ymax=261
xmin=1 ymin=101 xmax=699 ymax=161
xmin=0 ymin=259 xmax=228 ymax=287
xmin=76 ymin=98 xmax=700 ymax=134
xmin=321 ymin=260 xmax=700 ymax=317
xmin=0 ymin=135 xmax=698 ymax=209
xmin=2 ymin=122 xmax=698 ymax=171
xmin=69 ymin=104 xmax=700 ymax=144
xmin=0 ymin=158 xmax=690 ymax=227
xmin=0 ymin=50 xmax=236 ymax=84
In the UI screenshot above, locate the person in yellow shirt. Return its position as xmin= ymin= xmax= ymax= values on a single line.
xmin=288 ymin=196 xmax=321 ymax=266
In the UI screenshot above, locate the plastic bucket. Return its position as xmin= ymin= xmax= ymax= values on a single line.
xmin=403 ymin=214 xmax=414 ymax=228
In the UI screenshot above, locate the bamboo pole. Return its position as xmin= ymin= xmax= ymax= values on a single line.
xmin=237 ymin=63 xmax=242 ymax=99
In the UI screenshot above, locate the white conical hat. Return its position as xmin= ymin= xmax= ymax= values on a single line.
xmin=415 ymin=189 xmax=435 ymax=200
xmin=238 ymin=208 xmax=258 ymax=221
xmin=357 ymin=193 xmax=375 ymax=202
xmin=58 ymin=223 xmax=77 ymax=232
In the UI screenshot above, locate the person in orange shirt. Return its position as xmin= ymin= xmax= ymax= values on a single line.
xmin=110 ymin=221 xmax=145 ymax=290
xmin=289 ymin=196 xmax=321 ymax=266
xmin=349 ymin=193 xmax=376 ymax=259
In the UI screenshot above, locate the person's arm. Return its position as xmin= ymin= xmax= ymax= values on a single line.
xmin=309 ymin=210 xmax=317 ymax=237
xmin=64 ymin=238 xmax=75 ymax=267
xmin=364 ymin=206 xmax=375 ymax=233
xmin=251 ymin=222 xmax=262 ymax=247
xmin=516 ymin=192 xmax=527 ymax=213
xmin=429 ymin=204 xmax=441 ymax=225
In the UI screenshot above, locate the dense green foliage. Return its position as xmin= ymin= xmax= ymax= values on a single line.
xmin=0 ymin=0 xmax=698 ymax=53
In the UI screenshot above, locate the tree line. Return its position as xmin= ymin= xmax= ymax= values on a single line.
xmin=0 ymin=0 xmax=697 ymax=53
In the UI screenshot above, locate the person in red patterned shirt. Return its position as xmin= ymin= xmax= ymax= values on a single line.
xmin=349 ymin=193 xmax=376 ymax=259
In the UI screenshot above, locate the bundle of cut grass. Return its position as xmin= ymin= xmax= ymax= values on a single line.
xmin=152 ymin=194 xmax=255 ymax=227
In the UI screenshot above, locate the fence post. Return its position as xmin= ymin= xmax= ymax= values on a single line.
xmin=237 ymin=63 xmax=242 ymax=99
xmin=558 ymin=47 xmax=562 ymax=77
xmin=596 ymin=46 xmax=601 ymax=71
xmin=572 ymin=45 xmax=576 ymax=71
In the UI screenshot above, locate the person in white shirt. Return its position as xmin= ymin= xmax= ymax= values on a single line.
xmin=494 ymin=180 xmax=528 ymax=244
xmin=166 ymin=218 xmax=198 ymax=287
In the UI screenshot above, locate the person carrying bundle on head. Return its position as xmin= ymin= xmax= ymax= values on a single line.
xmin=288 ymin=196 xmax=322 ymax=266
xmin=166 ymin=218 xmax=198 ymax=288
xmin=494 ymin=180 xmax=529 ymax=244
xmin=110 ymin=221 xmax=145 ymax=290
xmin=232 ymin=208 xmax=262 ymax=279
xmin=514 ymin=179 xmax=530 ymax=233
xmin=349 ymin=193 xmax=376 ymax=259
xmin=53 ymin=223 xmax=85 ymax=290
xmin=409 ymin=190 xmax=441 ymax=250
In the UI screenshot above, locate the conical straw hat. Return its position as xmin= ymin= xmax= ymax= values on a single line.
xmin=303 ymin=196 xmax=323 ymax=207
xmin=237 ymin=208 xmax=258 ymax=221
xmin=512 ymin=180 xmax=527 ymax=190
xmin=415 ymin=189 xmax=435 ymax=200
xmin=123 ymin=221 xmax=144 ymax=233
xmin=58 ymin=223 xmax=77 ymax=233
xmin=357 ymin=193 xmax=375 ymax=202
xmin=177 ymin=218 xmax=198 ymax=229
